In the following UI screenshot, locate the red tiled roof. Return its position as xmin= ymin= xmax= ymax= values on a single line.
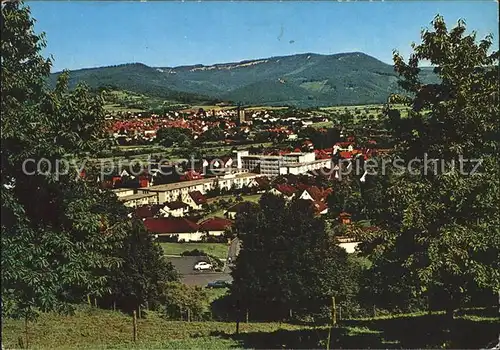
xmin=254 ymin=176 xmax=270 ymax=188
xmin=164 ymin=201 xmax=190 ymax=210
xmin=189 ymin=191 xmax=207 ymax=205
xmin=312 ymin=201 xmax=328 ymax=214
xmin=275 ymin=184 xmax=298 ymax=197
xmin=199 ymin=217 xmax=233 ymax=232
xmin=339 ymin=151 xmax=353 ymax=159
xmin=181 ymin=170 xmax=203 ymax=181
xmin=304 ymin=186 xmax=324 ymax=201
xmin=144 ymin=217 xmax=199 ymax=234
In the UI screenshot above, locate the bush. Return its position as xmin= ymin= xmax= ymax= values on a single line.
xmin=156 ymin=235 xmax=179 ymax=243
xmin=180 ymin=249 xmax=208 ymax=256
xmin=159 ymin=282 xmax=209 ymax=321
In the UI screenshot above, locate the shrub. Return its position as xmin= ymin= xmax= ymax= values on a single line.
xmin=159 ymin=282 xmax=209 ymax=321
xmin=180 ymin=249 xmax=208 ymax=256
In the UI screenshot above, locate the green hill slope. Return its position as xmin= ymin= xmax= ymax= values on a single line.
xmin=49 ymin=52 xmax=438 ymax=107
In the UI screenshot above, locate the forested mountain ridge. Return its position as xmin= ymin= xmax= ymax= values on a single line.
xmin=49 ymin=52 xmax=438 ymax=107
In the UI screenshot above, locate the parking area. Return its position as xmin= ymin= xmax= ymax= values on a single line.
xmin=167 ymin=256 xmax=233 ymax=287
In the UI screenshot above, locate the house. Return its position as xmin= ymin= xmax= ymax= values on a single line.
xmin=339 ymin=212 xmax=352 ymax=225
xmin=269 ymin=184 xmax=298 ymax=200
xmin=182 ymin=191 xmax=207 ymax=210
xmin=198 ymin=217 xmax=233 ymax=236
xmin=250 ymin=176 xmax=271 ymax=192
xmin=337 ymin=237 xmax=360 ymax=253
xmin=298 ymin=186 xmax=332 ymax=202
xmin=311 ymin=201 xmax=329 ymax=215
xmin=143 ymin=217 xmax=202 ymax=242
xmin=334 ymin=142 xmax=355 ymax=152
xmin=180 ymin=170 xmax=203 ymax=181
xmin=160 ymin=201 xmax=190 ymax=217
xmin=224 ymin=201 xmax=255 ymax=220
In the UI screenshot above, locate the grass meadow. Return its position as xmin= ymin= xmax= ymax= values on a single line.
xmin=2 ymin=306 xmax=498 ymax=349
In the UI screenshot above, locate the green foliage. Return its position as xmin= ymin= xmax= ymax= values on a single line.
xmin=231 ymin=193 xmax=358 ymax=321
xmin=159 ymin=282 xmax=209 ymax=321
xmin=200 ymin=126 xmax=225 ymax=142
xmin=49 ymin=63 xmax=217 ymax=104
xmin=1 ymin=1 xmax=175 ymax=319
xmin=1 ymin=2 xmax=125 ymax=318
xmin=156 ymin=127 xmax=192 ymax=148
xmin=102 ymin=220 xmax=180 ymax=313
xmin=359 ymin=16 xmax=500 ymax=314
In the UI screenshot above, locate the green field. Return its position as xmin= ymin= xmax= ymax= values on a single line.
xmin=2 ymin=307 xmax=498 ymax=349
xmin=160 ymin=243 xmax=229 ymax=259
xmin=311 ymin=121 xmax=333 ymax=129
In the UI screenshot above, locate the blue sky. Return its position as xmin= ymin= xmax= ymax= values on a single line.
xmin=28 ymin=1 xmax=498 ymax=72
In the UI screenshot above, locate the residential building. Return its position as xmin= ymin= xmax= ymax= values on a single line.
xmin=160 ymin=201 xmax=190 ymax=217
xmin=112 ymin=188 xmax=135 ymax=198
xmin=143 ymin=217 xmax=202 ymax=242
xmin=138 ymin=171 xmax=261 ymax=204
xmin=182 ymin=191 xmax=207 ymax=210
xmin=269 ymin=184 xmax=298 ymax=200
xmin=118 ymin=193 xmax=158 ymax=208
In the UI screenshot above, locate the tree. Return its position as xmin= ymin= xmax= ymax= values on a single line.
xmin=1 ymin=1 xmax=173 ymax=318
xmin=102 ymin=220 xmax=179 ymax=313
xmin=156 ymin=127 xmax=192 ymax=147
xmin=159 ymin=282 xmax=209 ymax=321
xmin=201 ymin=126 xmax=225 ymax=142
xmin=231 ymin=194 xmax=355 ymax=321
xmin=359 ymin=16 xmax=499 ymax=317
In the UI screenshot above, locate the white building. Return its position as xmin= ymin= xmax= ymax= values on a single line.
xmin=118 ymin=193 xmax=158 ymax=208
xmin=138 ymin=172 xmax=261 ymax=204
xmin=236 ymin=151 xmax=331 ymax=176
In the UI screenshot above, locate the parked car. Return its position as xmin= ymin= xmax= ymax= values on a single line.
xmin=194 ymin=261 xmax=213 ymax=271
xmin=206 ymin=280 xmax=230 ymax=289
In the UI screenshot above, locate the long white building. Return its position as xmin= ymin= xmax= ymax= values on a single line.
xmin=137 ymin=171 xmax=260 ymax=204
xmin=236 ymin=150 xmax=331 ymax=176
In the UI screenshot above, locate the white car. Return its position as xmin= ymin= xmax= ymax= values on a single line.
xmin=194 ymin=261 xmax=213 ymax=271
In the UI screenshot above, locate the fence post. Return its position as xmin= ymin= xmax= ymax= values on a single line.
xmin=132 ymin=310 xmax=137 ymax=342
xmin=373 ymin=305 xmax=377 ymax=318
xmin=235 ymin=299 xmax=240 ymax=334
xmin=326 ymin=296 xmax=336 ymax=350
xmin=187 ymin=308 xmax=191 ymax=322
xmin=94 ymin=298 xmax=97 ymax=308
xmin=87 ymin=294 xmax=91 ymax=307
xmin=339 ymin=305 xmax=342 ymax=321
xmin=332 ymin=296 xmax=337 ymax=326
xmin=24 ymin=315 xmax=29 ymax=350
